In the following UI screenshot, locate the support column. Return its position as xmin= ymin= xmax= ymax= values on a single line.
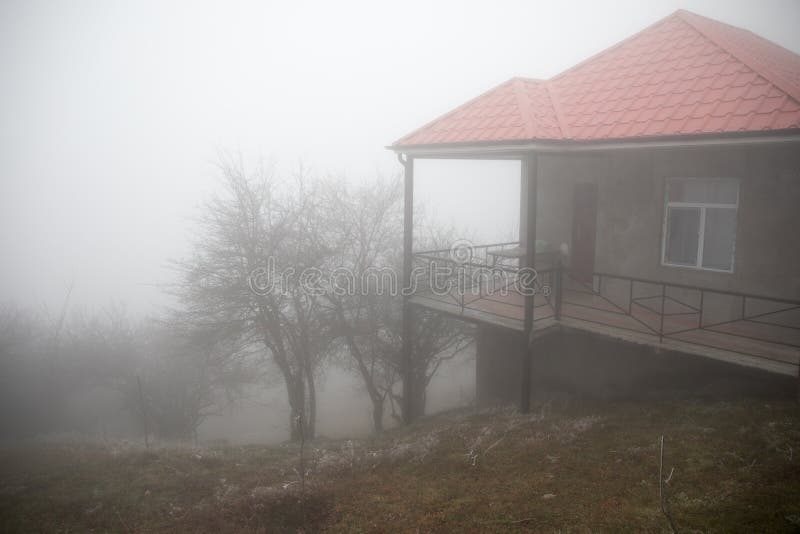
xmin=520 ymin=152 xmax=538 ymax=413
xmin=519 ymin=171 xmax=528 ymax=245
xmin=400 ymin=154 xmax=415 ymax=424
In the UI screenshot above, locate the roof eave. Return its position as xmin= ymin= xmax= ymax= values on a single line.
xmin=388 ymin=129 xmax=800 ymax=158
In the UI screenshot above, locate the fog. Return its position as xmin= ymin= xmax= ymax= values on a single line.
xmin=3 ymin=0 xmax=798 ymax=315
xmin=199 ymin=357 xmax=475 ymax=445
xmin=1 ymin=0 xmax=799 ymax=444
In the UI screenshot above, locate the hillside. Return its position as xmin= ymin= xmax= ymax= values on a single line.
xmin=1 ymin=398 xmax=799 ymax=532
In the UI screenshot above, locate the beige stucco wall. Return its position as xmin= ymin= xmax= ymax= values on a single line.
xmin=531 ymin=142 xmax=800 ymax=300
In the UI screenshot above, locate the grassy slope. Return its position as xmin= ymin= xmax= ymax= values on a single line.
xmin=1 ymin=399 xmax=799 ymax=533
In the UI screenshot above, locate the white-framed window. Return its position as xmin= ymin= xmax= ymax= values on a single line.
xmin=661 ymin=178 xmax=739 ymax=272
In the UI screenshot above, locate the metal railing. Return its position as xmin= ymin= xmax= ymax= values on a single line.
xmin=553 ymin=268 xmax=800 ymax=368
xmin=411 ymin=242 xmax=800 ymax=370
xmin=412 ymin=241 xmax=558 ymax=327
xmin=412 ymin=242 xmax=524 ymax=315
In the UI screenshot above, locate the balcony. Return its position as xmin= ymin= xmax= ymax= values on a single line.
xmin=409 ymin=242 xmax=800 ymax=377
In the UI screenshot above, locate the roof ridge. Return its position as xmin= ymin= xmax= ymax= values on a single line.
xmin=511 ymin=78 xmax=538 ymax=139
xmin=391 ymin=78 xmax=517 ymax=146
xmin=550 ymin=10 xmax=681 ymax=82
xmin=544 ymin=81 xmax=571 ymax=139
xmin=676 ymin=10 xmax=800 ymax=105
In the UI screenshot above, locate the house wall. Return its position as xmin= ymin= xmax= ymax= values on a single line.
xmin=532 ymin=142 xmax=800 ymax=300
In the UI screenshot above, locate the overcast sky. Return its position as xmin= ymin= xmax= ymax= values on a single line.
xmin=2 ymin=0 xmax=799 ymax=316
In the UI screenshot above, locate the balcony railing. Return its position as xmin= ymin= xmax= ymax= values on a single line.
xmin=412 ymin=241 xmax=555 ymax=322
xmin=411 ymin=242 xmax=800 ymax=374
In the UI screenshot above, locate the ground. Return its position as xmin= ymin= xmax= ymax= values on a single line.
xmin=1 ymin=398 xmax=799 ymax=533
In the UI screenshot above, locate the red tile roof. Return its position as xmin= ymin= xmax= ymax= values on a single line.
xmin=393 ymin=10 xmax=800 ymax=147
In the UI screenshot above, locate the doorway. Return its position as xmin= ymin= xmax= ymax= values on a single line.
xmin=570 ymin=183 xmax=597 ymax=283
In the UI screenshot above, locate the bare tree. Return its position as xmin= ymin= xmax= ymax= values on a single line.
xmin=322 ymin=177 xmax=473 ymax=431
xmin=320 ymin=177 xmax=403 ymax=432
xmin=0 ymin=301 xmax=249 ymax=442
xmin=132 ymin=322 xmax=251 ymax=444
xmin=400 ymin=308 xmax=473 ymax=420
xmin=172 ymin=155 xmax=332 ymax=441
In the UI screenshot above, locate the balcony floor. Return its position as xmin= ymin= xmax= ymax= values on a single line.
xmin=409 ymin=287 xmax=800 ymax=377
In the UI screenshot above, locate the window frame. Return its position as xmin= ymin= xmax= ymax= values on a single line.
xmin=660 ymin=177 xmax=739 ymax=273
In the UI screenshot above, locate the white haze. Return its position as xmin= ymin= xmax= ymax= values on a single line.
xmin=2 ymin=0 xmax=799 ymax=316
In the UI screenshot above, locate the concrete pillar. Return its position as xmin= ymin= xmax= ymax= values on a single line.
xmin=476 ymin=324 xmax=526 ymax=408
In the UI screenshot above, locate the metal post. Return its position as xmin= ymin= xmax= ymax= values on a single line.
xmin=520 ymin=153 xmax=537 ymax=413
xmin=698 ymin=289 xmax=704 ymax=328
xmin=460 ymin=262 xmax=466 ymax=311
xmin=628 ymin=279 xmax=634 ymax=315
xmin=659 ymin=284 xmax=666 ymax=343
xmin=400 ymin=154 xmax=414 ymax=424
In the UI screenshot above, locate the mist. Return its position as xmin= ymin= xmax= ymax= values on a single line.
xmin=1 ymin=2 xmax=800 ymax=530
xmin=2 ymin=0 xmax=799 ymax=436
xmin=3 ymin=0 xmax=798 ymax=316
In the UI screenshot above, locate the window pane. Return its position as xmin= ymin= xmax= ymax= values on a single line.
xmin=665 ymin=207 xmax=700 ymax=266
xmin=702 ymin=207 xmax=736 ymax=270
xmin=668 ymin=179 xmax=738 ymax=204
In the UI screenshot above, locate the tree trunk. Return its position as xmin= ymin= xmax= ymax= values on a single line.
xmin=287 ymin=373 xmax=305 ymax=442
xmin=266 ymin=334 xmax=315 ymax=443
xmin=410 ymin=368 xmax=427 ymax=419
xmin=411 ymin=388 xmax=426 ymax=420
xmin=372 ymin=396 xmax=384 ymax=433
xmin=284 ymin=369 xmax=318 ymax=443
xmin=304 ymin=365 xmax=316 ymax=440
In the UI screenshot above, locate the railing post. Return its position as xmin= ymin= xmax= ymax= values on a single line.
xmin=659 ymin=284 xmax=666 ymax=343
xmin=478 ymin=260 xmax=483 ymax=300
xmin=460 ymin=263 xmax=465 ymax=312
xmin=628 ymin=279 xmax=633 ymax=315
xmin=698 ymin=289 xmax=704 ymax=329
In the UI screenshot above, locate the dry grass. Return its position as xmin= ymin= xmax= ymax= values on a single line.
xmin=1 ymin=398 xmax=799 ymax=532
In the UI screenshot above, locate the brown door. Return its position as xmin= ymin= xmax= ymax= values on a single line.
xmin=571 ymin=183 xmax=597 ymax=283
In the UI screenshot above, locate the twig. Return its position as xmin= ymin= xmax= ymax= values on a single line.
xmin=483 ymin=436 xmax=505 ymax=456
xmin=115 ymin=509 xmax=132 ymax=534
xmin=659 ymin=436 xmax=679 ymax=534
xmin=664 ymin=467 xmax=674 ymax=484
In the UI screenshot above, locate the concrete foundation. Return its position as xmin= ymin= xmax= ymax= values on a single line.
xmin=475 ymin=324 xmax=796 ymax=407
xmin=475 ymin=324 xmax=525 ymax=407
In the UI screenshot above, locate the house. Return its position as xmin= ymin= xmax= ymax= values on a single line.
xmin=390 ymin=10 xmax=800 ymax=419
